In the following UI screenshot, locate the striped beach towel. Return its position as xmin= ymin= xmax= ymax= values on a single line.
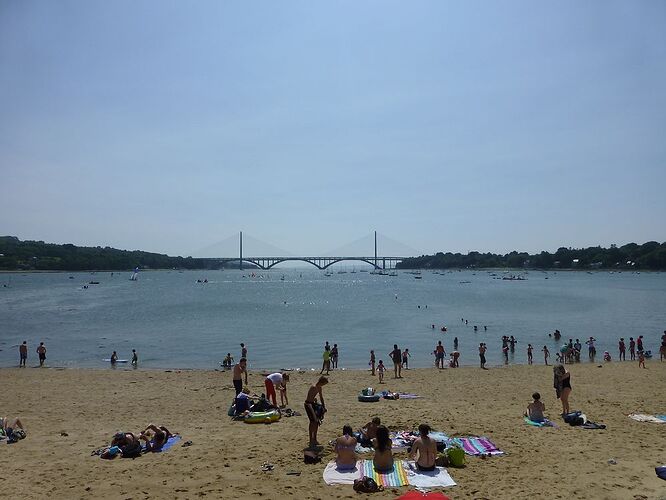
xmin=449 ymin=436 xmax=504 ymax=456
xmin=361 ymin=459 xmax=409 ymax=487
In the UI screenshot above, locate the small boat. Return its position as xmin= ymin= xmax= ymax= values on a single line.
xmin=414 ymin=275 xmax=422 ymax=279
xmin=88 ymin=281 xmax=100 ymax=285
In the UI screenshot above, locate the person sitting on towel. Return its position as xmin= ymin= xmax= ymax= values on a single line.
xmin=139 ymin=424 xmax=173 ymax=452
xmin=410 ymin=423 xmax=437 ymax=471
xmin=334 ymin=424 xmax=358 ymax=470
xmin=359 ymin=417 xmax=381 ymax=447
xmin=525 ymin=392 xmax=546 ymax=423
xmin=372 ymin=425 xmax=394 ymax=473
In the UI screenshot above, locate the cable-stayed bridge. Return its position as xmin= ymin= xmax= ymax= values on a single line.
xmin=194 ymin=231 xmax=414 ymax=270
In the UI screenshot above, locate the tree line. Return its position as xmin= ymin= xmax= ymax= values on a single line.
xmin=2 ymin=236 xmax=665 ymax=271
xmin=0 ymin=236 xmax=217 ymax=271
xmin=396 ymin=241 xmax=666 ymax=270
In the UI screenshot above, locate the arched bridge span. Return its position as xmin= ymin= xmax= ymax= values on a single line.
xmin=214 ymin=256 xmax=404 ymax=270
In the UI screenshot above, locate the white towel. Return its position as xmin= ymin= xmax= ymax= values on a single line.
xmin=629 ymin=413 xmax=665 ymax=423
xmin=403 ymin=461 xmax=457 ymax=488
xmin=322 ymin=460 xmax=362 ymax=485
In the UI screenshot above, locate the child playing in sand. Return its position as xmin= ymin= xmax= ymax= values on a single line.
xmin=525 ymin=392 xmax=546 ymax=422
xmin=638 ymin=350 xmax=646 ymax=369
xmin=377 ymin=360 xmax=386 ymax=383
xmin=542 ymin=346 xmax=550 ymax=365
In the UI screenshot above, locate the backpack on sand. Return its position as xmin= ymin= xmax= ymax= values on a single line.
xmin=353 ymin=476 xmax=383 ymax=493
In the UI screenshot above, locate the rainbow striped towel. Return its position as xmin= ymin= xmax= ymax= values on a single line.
xmin=449 ymin=436 xmax=504 ymax=456
xmin=361 ymin=459 xmax=409 ymax=487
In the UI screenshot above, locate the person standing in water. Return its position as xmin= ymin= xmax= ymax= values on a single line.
xmin=527 ymin=344 xmax=533 ymax=365
xmin=110 ymin=351 xmax=118 ymax=365
xmin=240 ymin=343 xmax=248 ymax=359
xmin=131 ymin=349 xmax=138 ymax=366
xmin=479 ymin=343 xmax=487 ymax=369
xmin=36 ymin=342 xmax=46 ymax=367
xmin=369 ymin=350 xmax=376 ymax=375
xmin=19 ymin=341 xmax=27 ymax=367
xmin=542 ymin=345 xmax=550 ymax=365
xmin=618 ymin=338 xmax=626 ymax=361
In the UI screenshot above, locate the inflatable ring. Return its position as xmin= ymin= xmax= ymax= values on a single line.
xmin=358 ymin=394 xmax=381 ymax=403
xmin=244 ymin=410 xmax=281 ymax=424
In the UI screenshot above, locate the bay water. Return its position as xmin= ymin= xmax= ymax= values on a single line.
xmin=1 ymin=269 xmax=664 ymax=370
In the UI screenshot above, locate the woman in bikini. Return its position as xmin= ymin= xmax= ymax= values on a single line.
xmin=372 ymin=425 xmax=394 ymax=473
xmin=553 ymin=365 xmax=572 ymax=414
xmin=334 ymin=425 xmax=357 ymax=470
xmin=410 ymin=424 xmax=437 ymax=471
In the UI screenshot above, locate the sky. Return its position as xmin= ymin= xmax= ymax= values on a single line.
xmin=1 ymin=1 xmax=664 ymax=258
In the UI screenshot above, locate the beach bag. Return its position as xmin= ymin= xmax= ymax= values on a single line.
xmin=446 ymin=445 xmax=465 ymax=467
xmin=313 ymin=402 xmax=326 ymax=422
xmin=353 ymin=476 xmax=383 ymax=493
xmin=120 ymin=441 xmax=143 ymax=458
xmin=303 ymin=450 xmax=321 ymax=464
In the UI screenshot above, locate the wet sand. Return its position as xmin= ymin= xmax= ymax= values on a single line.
xmin=1 ymin=360 xmax=665 ymax=499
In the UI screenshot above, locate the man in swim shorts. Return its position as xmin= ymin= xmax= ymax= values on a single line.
xmin=304 ymin=376 xmax=328 ymax=448
xmin=410 ymin=424 xmax=437 ymax=471
xmin=232 ymin=358 xmax=248 ymax=396
xmin=389 ymin=344 xmax=402 ymax=378
xmin=19 ymin=341 xmax=27 ymax=367
xmin=36 ymin=342 xmax=46 ymax=367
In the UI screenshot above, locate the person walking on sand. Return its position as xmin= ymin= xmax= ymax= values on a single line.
xmin=479 ymin=343 xmax=487 ymax=369
xmin=36 ymin=342 xmax=46 ymax=367
xmin=369 ymin=350 xmax=376 ymax=375
xmin=389 ymin=344 xmax=402 ymax=378
xmin=527 ymin=344 xmax=533 ymax=365
xmin=304 ymin=376 xmax=328 ymax=448
xmin=19 ymin=341 xmax=27 ymax=367
xmin=377 ymin=360 xmax=386 ymax=383
xmin=232 ymin=358 xmax=248 ymax=396
xmin=638 ymin=350 xmax=646 ymax=369
xmin=553 ymin=365 xmax=572 ymax=414
xmin=542 ymin=345 xmax=550 ymax=365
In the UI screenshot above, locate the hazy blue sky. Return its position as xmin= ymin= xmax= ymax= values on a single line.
xmin=1 ymin=1 xmax=664 ymax=257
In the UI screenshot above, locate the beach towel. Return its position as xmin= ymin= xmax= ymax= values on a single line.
xmin=397 ymin=393 xmax=421 ymax=399
xmin=142 ymin=435 xmax=181 ymax=453
xmin=403 ymin=461 xmax=457 ymax=489
xmin=448 ymin=437 xmax=504 ymax=456
xmin=524 ymin=417 xmax=557 ymax=428
xmin=628 ymin=413 xmax=665 ymax=423
xmin=656 ymin=466 xmax=666 ymax=481
xmin=361 ymin=459 xmax=410 ymax=487
xmin=322 ymin=460 xmax=361 ymax=485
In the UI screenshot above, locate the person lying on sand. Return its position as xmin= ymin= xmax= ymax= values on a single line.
xmin=410 ymin=424 xmax=437 ymax=471
xmin=139 ymin=424 xmax=173 ymax=452
xmin=101 ymin=432 xmax=142 ymax=458
xmin=1 ymin=416 xmax=26 ymax=442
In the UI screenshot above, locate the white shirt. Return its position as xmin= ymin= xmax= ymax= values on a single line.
xmin=267 ymin=373 xmax=283 ymax=385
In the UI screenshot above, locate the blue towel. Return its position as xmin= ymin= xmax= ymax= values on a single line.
xmin=143 ymin=435 xmax=181 ymax=453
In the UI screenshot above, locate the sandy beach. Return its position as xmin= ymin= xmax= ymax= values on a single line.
xmin=1 ymin=360 xmax=665 ymax=499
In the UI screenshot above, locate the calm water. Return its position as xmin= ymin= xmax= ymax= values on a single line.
xmin=1 ymin=269 xmax=664 ymax=370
